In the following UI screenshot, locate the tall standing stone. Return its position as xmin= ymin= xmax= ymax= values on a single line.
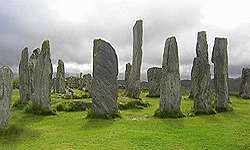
xmin=83 ymin=74 xmax=92 ymax=91
xmin=160 ymin=36 xmax=182 ymax=115
xmin=31 ymin=40 xmax=53 ymax=109
xmin=19 ymin=47 xmax=30 ymax=103
xmin=127 ymin=20 xmax=143 ymax=98
xmin=79 ymin=72 xmax=83 ymax=90
xmin=125 ymin=63 xmax=132 ymax=93
xmin=191 ymin=31 xmax=213 ymax=112
xmin=211 ymin=37 xmax=229 ymax=111
xmin=28 ymin=48 xmax=40 ymax=94
xmin=147 ymin=67 xmax=162 ymax=97
xmin=55 ymin=59 xmax=66 ymax=94
xmin=92 ymin=38 xmax=118 ymax=116
xmin=239 ymin=67 xmax=250 ymax=99
xmin=0 ymin=66 xmax=13 ymax=128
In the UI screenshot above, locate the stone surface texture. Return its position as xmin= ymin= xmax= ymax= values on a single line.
xmin=125 ymin=63 xmax=132 ymax=93
xmin=127 ymin=20 xmax=143 ymax=98
xmin=19 ymin=47 xmax=30 ymax=103
xmin=28 ymin=48 xmax=40 ymax=94
xmin=147 ymin=67 xmax=162 ymax=97
xmin=55 ymin=59 xmax=66 ymax=94
xmin=160 ymin=36 xmax=181 ymax=113
xmin=191 ymin=31 xmax=212 ymax=111
xmin=83 ymin=74 xmax=92 ymax=91
xmin=211 ymin=37 xmax=229 ymax=110
xmin=239 ymin=67 xmax=250 ymax=99
xmin=31 ymin=40 xmax=53 ymax=109
xmin=0 ymin=66 xmax=13 ymax=128
xmin=92 ymin=38 xmax=118 ymax=116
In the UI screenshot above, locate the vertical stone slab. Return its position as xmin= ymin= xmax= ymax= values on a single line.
xmin=127 ymin=20 xmax=143 ymax=98
xmin=147 ymin=67 xmax=162 ymax=97
xmin=28 ymin=48 xmax=40 ymax=94
xmin=0 ymin=66 xmax=13 ymax=128
xmin=79 ymin=72 xmax=83 ymax=90
xmin=160 ymin=36 xmax=181 ymax=114
xmin=31 ymin=40 xmax=53 ymax=109
xmin=239 ymin=67 xmax=250 ymax=99
xmin=125 ymin=63 xmax=131 ymax=93
xmin=83 ymin=74 xmax=92 ymax=91
xmin=211 ymin=37 xmax=229 ymax=111
xmin=19 ymin=47 xmax=30 ymax=103
xmin=92 ymin=38 xmax=118 ymax=116
xmin=55 ymin=59 xmax=66 ymax=94
xmin=191 ymin=31 xmax=212 ymax=111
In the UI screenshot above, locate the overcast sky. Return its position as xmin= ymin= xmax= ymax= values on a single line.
xmin=1 ymin=0 xmax=250 ymax=80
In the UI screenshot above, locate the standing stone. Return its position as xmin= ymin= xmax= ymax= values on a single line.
xmin=79 ymin=72 xmax=83 ymax=90
xmin=83 ymin=74 xmax=92 ymax=91
xmin=19 ymin=47 xmax=30 ymax=103
xmin=92 ymin=38 xmax=118 ymax=116
xmin=125 ymin=63 xmax=132 ymax=93
xmin=0 ymin=66 xmax=13 ymax=128
xmin=191 ymin=31 xmax=213 ymax=112
xmin=28 ymin=48 xmax=40 ymax=94
xmin=211 ymin=37 xmax=229 ymax=111
xmin=239 ymin=67 xmax=250 ymax=99
xmin=147 ymin=67 xmax=162 ymax=97
xmin=127 ymin=20 xmax=143 ymax=98
xmin=55 ymin=59 xmax=66 ymax=94
xmin=160 ymin=36 xmax=182 ymax=115
xmin=31 ymin=40 xmax=53 ymax=109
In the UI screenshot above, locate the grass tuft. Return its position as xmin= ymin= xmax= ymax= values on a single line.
xmin=25 ymin=101 xmax=56 ymax=116
xmin=154 ymin=108 xmax=185 ymax=118
xmin=118 ymin=99 xmax=150 ymax=110
xmin=86 ymin=110 xmax=122 ymax=119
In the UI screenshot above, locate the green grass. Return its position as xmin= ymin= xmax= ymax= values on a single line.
xmin=0 ymin=89 xmax=250 ymax=149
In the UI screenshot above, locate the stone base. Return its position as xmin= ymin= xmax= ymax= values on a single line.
xmin=216 ymin=105 xmax=233 ymax=112
xmin=154 ymin=109 xmax=184 ymax=118
xmin=193 ymin=109 xmax=216 ymax=115
xmin=86 ymin=110 xmax=121 ymax=119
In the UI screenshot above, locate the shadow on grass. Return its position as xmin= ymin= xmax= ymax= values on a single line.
xmin=160 ymin=118 xmax=185 ymax=129
xmin=199 ymin=115 xmax=220 ymax=123
xmin=82 ymin=119 xmax=116 ymax=130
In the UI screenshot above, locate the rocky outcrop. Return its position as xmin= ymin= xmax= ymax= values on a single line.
xmin=0 ymin=66 xmax=13 ymax=128
xmin=212 ymin=37 xmax=229 ymax=111
xmin=239 ymin=67 xmax=250 ymax=99
xmin=147 ymin=67 xmax=162 ymax=97
xmin=92 ymin=38 xmax=118 ymax=116
xmin=55 ymin=59 xmax=66 ymax=94
xmin=31 ymin=40 xmax=53 ymax=109
xmin=127 ymin=20 xmax=143 ymax=98
xmin=160 ymin=36 xmax=182 ymax=114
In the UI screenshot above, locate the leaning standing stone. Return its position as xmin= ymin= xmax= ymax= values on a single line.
xmin=211 ymin=37 xmax=229 ymax=111
xmin=239 ymin=67 xmax=250 ymax=99
xmin=127 ymin=20 xmax=143 ymax=98
xmin=28 ymin=48 xmax=40 ymax=94
xmin=0 ymin=66 xmax=13 ymax=128
xmin=125 ymin=63 xmax=132 ymax=93
xmin=147 ymin=67 xmax=162 ymax=97
xmin=31 ymin=40 xmax=53 ymax=109
xmin=159 ymin=36 xmax=182 ymax=116
xmin=191 ymin=31 xmax=213 ymax=112
xmin=19 ymin=47 xmax=30 ymax=103
xmin=55 ymin=59 xmax=66 ymax=94
xmin=92 ymin=38 xmax=118 ymax=117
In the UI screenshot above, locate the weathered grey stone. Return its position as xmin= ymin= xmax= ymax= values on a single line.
xmin=0 ymin=66 xmax=13 ymax=128
xmin=19 ymin=47 xmax=30 ymax=103
xmin=79 ymin=72 xmax=83 ymax=90
xmin=28 ymin=48 xmax=40 ymax=94
xmin=66 ymin=92 xmax=72 ymax=99
xmin=160 ymin=36 xmax=181 ymax=114
xmin=125 ymin=63 xmax=132 ymax=93
xmin=92 ymin=38 xmax=118 ymax=116
xmin=55 ymin=59 xmax=66 ymax=94
xmin=127 ymin=20 xmax=143 ymax=98
xmin=147 ymin=67 xmax=162 ymax=97
xmin=211 ymin=37 xmax=229 ymax=111
xmin=239 ymin=67 xmax=250 ymax=99
xmin=31 ymin=40 xmax=53 ymax=109
xmin=83 ymin=74 xmax=92 ymax=91
xmin=191 ymin=31 xmax=212 ymax=111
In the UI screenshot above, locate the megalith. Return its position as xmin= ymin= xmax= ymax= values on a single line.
xmin=31 ymin=40 xmax=53 ymax=109
xmin=92 ymin=38 xmax=118 ymax=116
xmin=147 ymin=67 xmax=162 ymax=97
xmin=28 ymin=48 xmax=40 ymax=94
xmin=211 ymin=37 xmax=229 ymax=111
xmin=0 ymin=66 xmax=13 ymax=128
xmin=191 ymin=31 xmax=213 ymax=112
xmin=239 ymin=67 xmax=250 ymax=99
xmin=19 ymin=47 xmax=30 ymax=103
xmin=55 ymin=59 xmax=66 ymax=94
xmin=125 ymin=63 xmax=132 ymax=93
xmin=83 ymin=74 xmax=92 ymax=91
xmin=79 ymin=72 xmax=83 ymax=90
xmin=127 ymin=20 xmax=143 ymax=98
xmin=160 ymin=36 xmax=182 ymax=115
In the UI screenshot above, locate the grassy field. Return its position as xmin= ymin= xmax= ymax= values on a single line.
xmin=0 ymin=89 xmax=250 ymax=150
